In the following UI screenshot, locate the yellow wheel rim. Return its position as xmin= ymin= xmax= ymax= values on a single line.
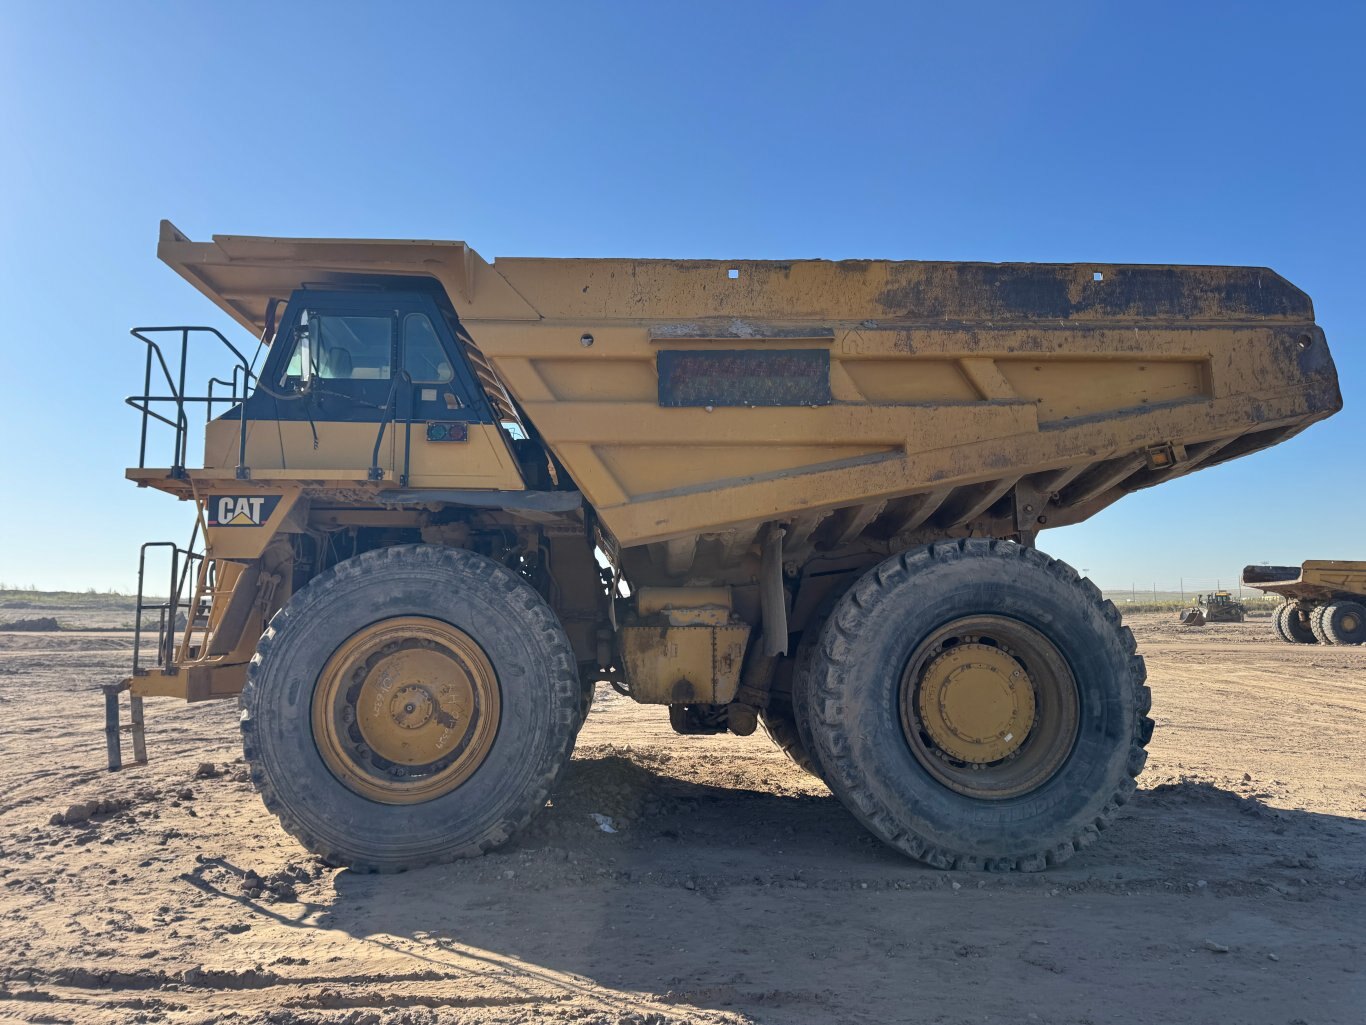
xmin=312 ymin=616 xmax=501 ymax=804
xmin=918 ymin=643 xmax=1036 ymax=764
xmin=900 ymin=616 xmax=1078 ymax=800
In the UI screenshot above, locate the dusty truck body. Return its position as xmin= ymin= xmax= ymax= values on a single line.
xmin=1244 ymin=562 xmax=1366 ymax=645
xmin=108 ymin=220 xmax=1340 ymax=871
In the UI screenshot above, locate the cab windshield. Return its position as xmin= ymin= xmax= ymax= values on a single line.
xmin=280 ymin=312 xmax=393 ymax=384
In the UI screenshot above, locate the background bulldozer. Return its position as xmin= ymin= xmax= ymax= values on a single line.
xmin=105 ymin=222 xmax=1340 ymax=873
xmin=1178 ymin=591 xmax=1247 ymax=626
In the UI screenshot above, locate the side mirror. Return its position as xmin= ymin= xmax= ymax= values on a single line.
xmin=262 ymin=297 xmax=281 ymax=347
xmin=277 ymin=312 xmax=315 ymax=392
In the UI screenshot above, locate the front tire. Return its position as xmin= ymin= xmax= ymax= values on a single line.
xmin=240 ymin=544 xmax=580 ymax=871
xmin=803 ymin=538 xmax=1152 ymax=871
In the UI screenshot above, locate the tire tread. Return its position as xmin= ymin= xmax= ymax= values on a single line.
xmin=239 ymin=544 xmax=579 ymax=872
xmin=805 ymin=538 xmax=1150 ymax=872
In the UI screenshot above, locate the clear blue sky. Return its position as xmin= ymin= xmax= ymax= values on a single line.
xmin=1 ymin=2 xmax=1361 ymax=592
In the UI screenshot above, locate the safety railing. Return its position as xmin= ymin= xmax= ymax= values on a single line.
xmin=126 ymin=326 xmax=255 ymax=479
xmin=131 ymin=526 xmax=204 ymax=679
xmin=107 ymin=528 xmax=202 ymax=772
xmin=207 ymin=364 xmax=253 ymax=422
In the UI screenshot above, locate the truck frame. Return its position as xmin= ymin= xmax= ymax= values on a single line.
xmin=106 ymin=221 xmax=1340 ymax=872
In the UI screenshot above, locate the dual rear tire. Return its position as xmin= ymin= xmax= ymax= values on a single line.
xmin=1275 ymin=601 xmax=1366 ymax=645
xmin=1276 ymin=602 xmax=1317 ymax=643
xmin=1311 ymin=601 xmax=1366 ymax=645
xmin=759 ymin=661 xmax=824 ymax=779
xmin=783 ymin=538 xmax=1152 ymax=871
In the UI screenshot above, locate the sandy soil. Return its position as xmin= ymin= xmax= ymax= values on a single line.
xmin=0 ymin=606 xmax=1363 ymax=1025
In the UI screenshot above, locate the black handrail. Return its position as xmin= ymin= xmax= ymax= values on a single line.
xmin=401 ymin=390 xmax=414 ymax=489
xmin=206 ymin=364 xmax=249 ymax=422
xmin=126 ymin=327 xmax=255 ymax=479
xmin=368 ymin=370 xmax=414 ymax=485
xmin=368 ymin=379 xmax=397 ymax=480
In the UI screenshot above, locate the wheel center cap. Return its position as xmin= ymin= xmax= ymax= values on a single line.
xmin=918 ymin=643 xmax=1036 ymax=764
xmin=390 ymin=684 xmax=435 ymax=730
xmin=351 ymin=641 xmax=482 ymax=767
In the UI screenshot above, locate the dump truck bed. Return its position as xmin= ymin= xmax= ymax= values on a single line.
xmin=1243 ymin=562 xmax=1366 ymax=602
xmin=157 ymin=223 xmax=1341 ymax=561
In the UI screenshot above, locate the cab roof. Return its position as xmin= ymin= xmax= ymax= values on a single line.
xmin=156 ymin=220 xmax=542 ymax=333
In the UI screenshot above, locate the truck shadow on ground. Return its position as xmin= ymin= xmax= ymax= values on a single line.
xmin=299 ymin=753 xmax=1366 ymax=1024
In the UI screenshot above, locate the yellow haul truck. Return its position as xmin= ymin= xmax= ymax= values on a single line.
xmin=107 ymin=221 xmax=1340 ymax=872
xmin=1244 ymin=562 xmax=1366 ymax=645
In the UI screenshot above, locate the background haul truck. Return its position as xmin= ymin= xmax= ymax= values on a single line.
xmin=107 ymin=222 xmax=1340 ymax=872
xmin=1245 ymin=562 xmax=1366 ymax=645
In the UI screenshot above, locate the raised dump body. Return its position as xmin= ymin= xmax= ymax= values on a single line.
xmin=108 ymin=221 xmax=1340 ymax=874
xmin=1244 ymin=562 xmax=1366 ymax=645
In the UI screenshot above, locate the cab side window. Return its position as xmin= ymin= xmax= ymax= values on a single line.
xmin=404 ymin=313 xmax=454 ymax=383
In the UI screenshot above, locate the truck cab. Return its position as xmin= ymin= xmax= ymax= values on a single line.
xmin=200 ymin=285 xmax=530 ymax=492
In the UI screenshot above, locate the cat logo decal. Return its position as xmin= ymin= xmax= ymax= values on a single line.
xmin=207 ymin=495 xmax=281 ymax=527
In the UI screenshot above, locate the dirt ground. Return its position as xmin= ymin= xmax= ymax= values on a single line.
xmin=0 ymin=605 xmax=1363 ymax=1025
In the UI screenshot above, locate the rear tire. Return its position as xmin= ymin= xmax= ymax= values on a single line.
xmin=240 ymin=544 xmax=580 ymax=871
xmin=759 ymin=661 xmax=823 ymax=779
xmin=803 ymin=538 xmax=1152 ymax=872
xmin=1278 ymin=601 xmax=1311 ymax=642
xmin=761 ymin=588 xmax=858 ymax=782
xmin=1284 ymin=603 xmax=1320 ymax=644
xmin=1318 ymin=601 xmax=1366 ymax=645
xmin=1310 ymin=604 xmax=1332 ymax=644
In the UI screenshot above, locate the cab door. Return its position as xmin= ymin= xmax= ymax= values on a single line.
xmin=396 ymin=301 xmax=524 ymax=491
xmin=236 ymin=298 xmax=399 ymax=474
xmin=398 ymin=307 xmax=482 ymax=425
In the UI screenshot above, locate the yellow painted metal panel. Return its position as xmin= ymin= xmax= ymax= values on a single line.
xmin=531 ymin=358 xmax=657 ymax=402
xmin=403 ymin=424 xmax=525 ymax=490
xmin=637 ymin=587 xmax=733 ymax=616
xmin=200 ymin=487 xmax=303 ymax=560
xmin=842 ymin=359 xmax=978 ymax=402
xmin=618 ymin=624 xmax=750 ymax=704
xmin=206 ymin=419 xmax=522 ymax=491
xmin=996 ymin=358 xmax=1208 ymax=423
xmin=206 ymin=419 xmax=392 ymax=475
xmin=154 ymin=227 xmax=1340 ymax=554
xmin=595 ymin=444 xmax=897 ymax=500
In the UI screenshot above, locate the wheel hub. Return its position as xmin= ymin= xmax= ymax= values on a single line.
xmin=918 ymin=643 xmax=1035 ymax=764
xmin=313 ymin=617 xmax=501 ymax=804
xmin=900 ymin=615 xmax=1079 ymax=800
